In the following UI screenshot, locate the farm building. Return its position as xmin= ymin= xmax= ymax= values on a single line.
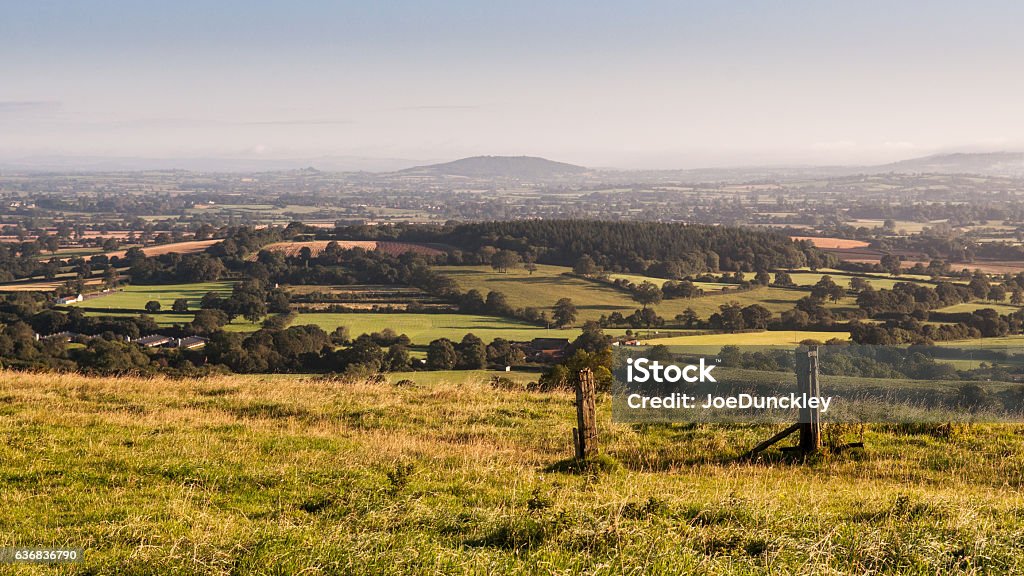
xmin=128 ymin=334 xmax=208 ymax=349
xmin=130 ymin=335 xmax=173 ymax=348
xmin=528 ymin=337 xmax=571 ymax=362
xmin=54 ymin=294 xmax=84 ymax=305
xmin=173 ymin=336 xmax=208 ymax=350
xmin=36 ymin=331 xmax=80 ymax=342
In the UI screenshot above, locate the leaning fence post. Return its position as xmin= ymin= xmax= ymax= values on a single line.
xmin=796 ymin=346 xmax=822 ymax=453
xmin=574 ymin=368 xmax=599 ymax=459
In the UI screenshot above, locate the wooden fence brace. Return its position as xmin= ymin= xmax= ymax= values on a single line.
xmin=740 ymin=346 xmax=823 ymax=460
xmin=574 ymin=368 xmax=599 ymax=459
xmin=739 ymin=422 xmax=801 ymax=460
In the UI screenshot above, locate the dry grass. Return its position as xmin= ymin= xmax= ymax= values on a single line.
xmin=2 ymin=369 xmax=1024 ymax=574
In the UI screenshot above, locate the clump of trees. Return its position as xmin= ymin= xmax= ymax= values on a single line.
xmin=433 ymin=220 xmax=818 ymax=275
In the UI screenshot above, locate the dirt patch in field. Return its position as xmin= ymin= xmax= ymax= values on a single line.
xmin=790 ymin=236 xmax=871 ymax=249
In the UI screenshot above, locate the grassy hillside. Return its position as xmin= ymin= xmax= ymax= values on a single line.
xmin=1 ymin=370 xmax=1023 ymax=574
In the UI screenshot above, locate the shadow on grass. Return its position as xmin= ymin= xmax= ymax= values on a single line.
xmin=543 ymin=453 xmax=621 ymax=475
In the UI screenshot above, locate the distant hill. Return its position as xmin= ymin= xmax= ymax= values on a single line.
xmin=877 ymin=152 xmax=1024 ymax=176
xmin=399 ymin=155 xmax=588 ymax=178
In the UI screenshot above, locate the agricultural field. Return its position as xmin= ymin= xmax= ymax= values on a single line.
xmin=845 ymin=219 xmax=945 ymax=234
xmin=437 ymin=264 xmax=640 ymax=323
xmin=46 ymin=246 xmax=107 ymax=259
xmin=2 ymin=370 xmax=1024 ymax=573
xmin=286 ymin=284 xmax=449 ymax=311
xmin=934 ymin=302 xmax=1022 ymax=315
xmin=946 ymin=261 xmax=1024 ymax=274
xmin=790 ymin=236 xmax=871 ymax=249
xmin=258 ymin=240 xmax=445 ymax=259
xmin=785 ymin=271 xmax=915 ymax=290
xmin=786 ymin=267 xmax=943 ymax=283
xmin=658 ymin=286 xmax=821 ymax=318
xmin=293 ymin=312 xmax=580 ymax=344
xmin=99 ymin=239 xmax=220 ymax=260
xmin=69 ymin=281 xmax=235 ymax=312
xmin=384 ymin=369 xmax=540 ymax=387
xmin=0 ymin=277 xmax=105 ymax=293
xmin=937 ymin=334 xmax=1024 ymax=349
xmin=437 ymin=265 xmax=831 ymax=323
xmin=642 ymin=330 xmax=850 ymax=348
xmin=606 ymin=272 xmax=733 ymax=292
xmin=74 ymin=311 xmax=265 ymax=332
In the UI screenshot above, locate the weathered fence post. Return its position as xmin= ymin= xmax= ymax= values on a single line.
xmin=795 ymin=346 xmax=821 ymax=453
xmin=741 ymin=345 xmax=828 ymax=460
xmin=574 ymin=368 xmax=598 ymax=459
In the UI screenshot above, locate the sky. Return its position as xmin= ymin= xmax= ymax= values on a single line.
xmin=2 ymin=0 xmax=1024 ymax=170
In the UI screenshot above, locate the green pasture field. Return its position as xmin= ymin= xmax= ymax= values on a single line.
xmin=293 ymin=312 xmax=580 ymax=344
xmin=435 ymin=265 xmax=824 ymax=322
xmin=384 ymin=369 xmax=539 ymax=387
xmin=786 ymin=272 xmax=911 ymax=290
xmin=793 ymin=267 xmax=938 ymax=283
xmin=606 ymin=272 xmax=732 ymax=292
xmin=938 ymin=335 xmax=1024 ymax=349
xmin=49 ymin=246 xmax=107 ymax=258
xmin=658 ymin=286 xmax=818 ymax=318
xmin=934 ymin=302 xmax=1022 ymax=315
xmin=2 ymin=369 xmax=1024 ymax=574
xmin=436 ymin=264 xmax=641 ymax=323
xmin=71 ymin=281 xmax=235 ymax=312
xmin=78 ymin=311 xmax=265 ymax=332
xmin=846 ymin=218 xmax=944 ymax=233
xmin=641 ymin=330 xmax=850 ymax=349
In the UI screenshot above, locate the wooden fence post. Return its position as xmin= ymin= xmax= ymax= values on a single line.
xmin=796 ymin=347 xmax=821 ymax=453
xmin=742 ymin=346 xmax=831 ymax=460
xmin=574 ymin=368 xmax=599 ymax=459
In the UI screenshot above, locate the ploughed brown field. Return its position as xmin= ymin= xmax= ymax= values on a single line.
xmin=254 ymin=240 xmax=446 ymax=259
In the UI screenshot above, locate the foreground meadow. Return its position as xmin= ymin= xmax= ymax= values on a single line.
xmin=1 ymin=370 xmax=1024 ymax=574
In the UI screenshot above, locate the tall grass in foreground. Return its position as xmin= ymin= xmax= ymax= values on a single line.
xmin=0 ymin=370 xmax=1023 ymax=574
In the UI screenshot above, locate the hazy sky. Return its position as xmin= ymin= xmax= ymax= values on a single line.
xmin=3 ymin=0 xmax=1024 ymax=169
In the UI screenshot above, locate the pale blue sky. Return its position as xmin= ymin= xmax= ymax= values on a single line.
xmin=2 ymin=1 xmax=1023 ymax=168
